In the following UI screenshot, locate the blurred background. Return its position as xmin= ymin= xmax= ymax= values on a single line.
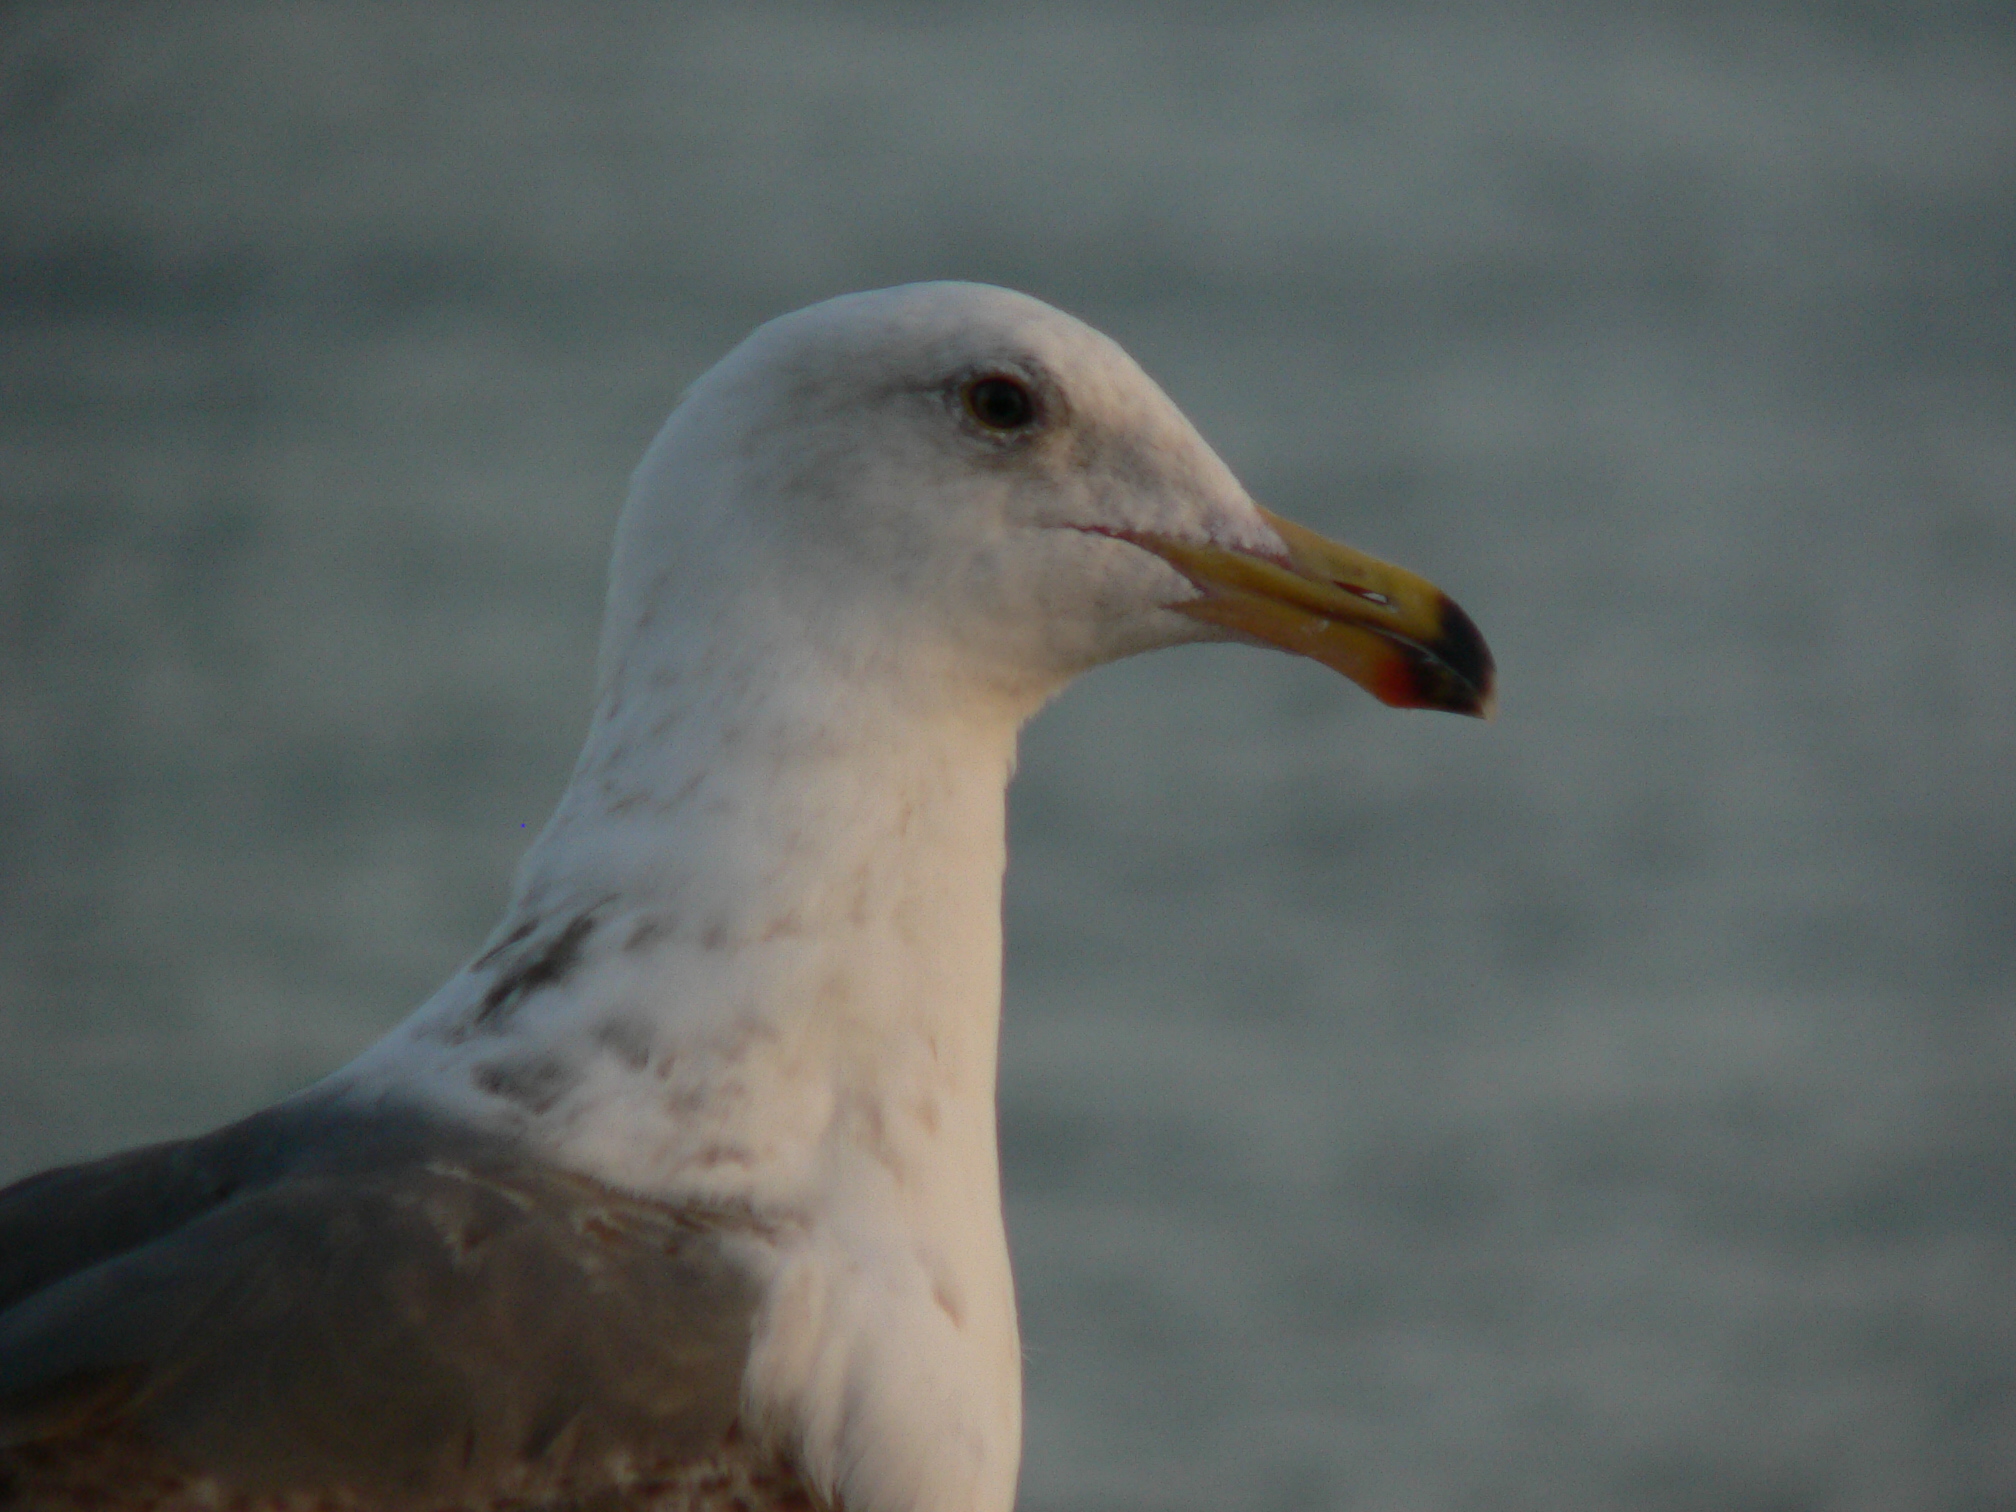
xmin=2 ymin=5 xmax=2011 ymax=1508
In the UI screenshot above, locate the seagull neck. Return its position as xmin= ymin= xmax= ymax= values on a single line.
xmin=540 ymin=654 xmax=1030 ymax=1002
xmin=363 ymin=640 xmax=1044 ymax=1199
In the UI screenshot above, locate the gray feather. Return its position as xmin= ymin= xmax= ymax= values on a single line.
xmin=0 ymin=1103 xmax=774 ymax=1509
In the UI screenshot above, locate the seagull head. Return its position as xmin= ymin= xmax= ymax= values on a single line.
xmin=604 ymin=281 xmax=1494 ymax=718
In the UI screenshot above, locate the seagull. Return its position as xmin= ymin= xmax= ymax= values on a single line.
xmin=0 ymin=283 xmax=1493 ymax=1512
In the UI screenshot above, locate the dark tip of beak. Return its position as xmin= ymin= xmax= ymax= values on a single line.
xmin=1435 ymin=595 xmax=1495 ymax=699
xmin=1397 ymin=594 xmax=1497 ymax=717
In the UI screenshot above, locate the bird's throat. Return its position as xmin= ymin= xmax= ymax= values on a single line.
xmin=356 ymin=657 xmax=1030 ymax=1212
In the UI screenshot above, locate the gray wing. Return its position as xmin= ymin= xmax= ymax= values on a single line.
xmin=0 ymin=1104 xmax=775 ymax=1511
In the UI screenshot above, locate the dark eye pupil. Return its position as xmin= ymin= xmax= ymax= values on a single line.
xmin=967 ymin=376 xmax=1035 ymax=430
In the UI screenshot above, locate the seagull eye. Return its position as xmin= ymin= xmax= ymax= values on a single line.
xmin=963 ymin=375 xmax=1038 ymax=432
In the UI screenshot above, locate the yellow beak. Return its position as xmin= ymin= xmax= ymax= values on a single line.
xmin=1125 ymin=506 xmax=1496 ymax=717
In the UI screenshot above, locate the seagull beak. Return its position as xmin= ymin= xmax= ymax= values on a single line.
xmin=1126 ymin=506 xmax=1497 ymax=717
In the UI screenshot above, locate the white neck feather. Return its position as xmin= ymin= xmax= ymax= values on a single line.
xmin=335 ymin=576 xmax=1046 ymax=1512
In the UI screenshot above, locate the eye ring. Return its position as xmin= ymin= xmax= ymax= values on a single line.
xmin=962 ymin=374 xmax=1039 ymax=432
